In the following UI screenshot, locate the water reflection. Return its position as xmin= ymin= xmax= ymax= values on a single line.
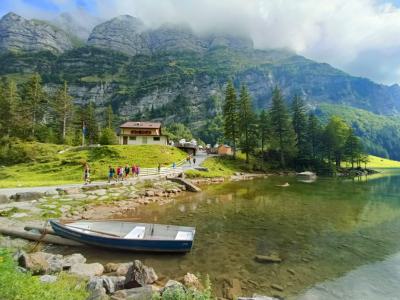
xmin=48 ymin=170 xmax=400 ymax=298
xmin=297 ymin=251 xmax=400 ymax=300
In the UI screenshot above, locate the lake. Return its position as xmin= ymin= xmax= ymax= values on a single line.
xmin=57 ymin=169 xmax=400 ymax=299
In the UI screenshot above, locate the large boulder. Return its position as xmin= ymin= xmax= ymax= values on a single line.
xmin=115 ymin=262 xmax=133 ymax=276
xmin=111 ymin=286 xmax=152 ymax=300
xmin=10 ymin=192 xmax=43 ymax=202
xmin=102 ymin=276 xmax=126 ymax=294
xmin=62 ymin=253 xmax=86 ymax=268
xmin=124 ymin=260 xmax=158 ymax=289
xmin=0 ymin=194 xmax=9 ymax=204
xmin=17 ymin=251 xmax=49 ymax=275
xmin=70 ymin=263 xmax=104 ymax=277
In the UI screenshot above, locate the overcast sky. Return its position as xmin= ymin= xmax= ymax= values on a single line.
xmin=2 ymin=0 xmax=400 ymax=85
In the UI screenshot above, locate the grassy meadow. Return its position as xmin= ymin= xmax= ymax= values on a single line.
xmin=0 ymin=143 xmax=187 ymax=188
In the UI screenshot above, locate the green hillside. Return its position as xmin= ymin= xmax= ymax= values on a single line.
xmin=315 ymin=103 xmax=400 ymax=160
xmin=0 ymin=143 xmax=186 ymax=188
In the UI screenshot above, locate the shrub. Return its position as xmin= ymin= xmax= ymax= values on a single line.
xmin=0 ymin=249 xmax=89 ymax=300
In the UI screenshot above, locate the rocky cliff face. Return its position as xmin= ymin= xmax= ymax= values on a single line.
xmin=0 ymin=12 xmax=73 ymax=53
xmin=87 ymin=15 xmax=150 ymax=55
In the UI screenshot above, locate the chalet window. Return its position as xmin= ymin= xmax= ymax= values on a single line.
xmin=153 ymin=137 xmax=160 ymax=141
xmin=129 ymin=137 xmax=136 ymax=140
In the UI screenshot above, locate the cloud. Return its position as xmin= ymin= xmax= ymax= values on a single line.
xmin=3 ymin=0 xmax=400 ymax=85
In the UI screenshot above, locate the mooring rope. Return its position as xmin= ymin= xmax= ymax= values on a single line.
xmin=29 ymin=219 xmax=49 ymax=252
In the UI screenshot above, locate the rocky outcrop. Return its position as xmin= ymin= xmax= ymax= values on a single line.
xmin=148 ymin=25 xmax=207 ymax=53
xmin=207 ymin=34 xmax=253 ymax=50
xmin=87 ymin=15 xmax=150 ymax=56
xmin=0 ymin=12 xmax=73 ymax=53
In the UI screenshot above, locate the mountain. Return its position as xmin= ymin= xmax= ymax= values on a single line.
xmin=0 ymin=12 xmax=73 ymax=53
xmin=52 ymin=12 xmax=103 ymax=42
xmin=1 ymin=12 xmax=400 ymax=158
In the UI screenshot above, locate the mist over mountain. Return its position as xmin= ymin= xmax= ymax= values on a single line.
xmin=1 ymin=11 xmax=400 ymax=159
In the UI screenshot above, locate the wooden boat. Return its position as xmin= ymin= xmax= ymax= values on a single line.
xmin=49 ymin=219 xmax=195 ymax=252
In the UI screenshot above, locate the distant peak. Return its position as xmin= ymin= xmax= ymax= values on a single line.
xmin=1 ymin=12 xmax=24 ymax=21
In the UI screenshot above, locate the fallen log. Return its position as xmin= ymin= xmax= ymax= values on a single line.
xmin=0 ymin=227 xmax=84 ymax=246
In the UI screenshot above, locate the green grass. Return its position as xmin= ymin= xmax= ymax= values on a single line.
xmin=185 ymin=153 xmax=260 ymax=178
xmin=0 ymin=143 xmax=187 ymax=188
xmin=366 ymin=155 xmax=400 ymax=168
xmin=0 ymin=249 xmax=88 ymax=300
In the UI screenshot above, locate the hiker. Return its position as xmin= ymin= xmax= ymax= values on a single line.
xmin=119 ymin=166 xmax=124 ymax=181
xmin=132 ymin=164 xmax=137 ymax=177
xmin=136 ymin=165 xmax=140 ymax=176
xmin=108 ymin=165 xmax=115 ymax=183
xmin=172 ymin=162 xmax=176 ymax=169
xmin=125 ymin=164 xmax=130 ymax=178
xmin=158 ymin=163 xmax=161 ymax=173
xmin=187 ymin=156 xmax=191 ymax=165
xmin=193 ymin=157 xmax=196 ymax=165
xmin=83 ymin=163 xmax=90 ymax=185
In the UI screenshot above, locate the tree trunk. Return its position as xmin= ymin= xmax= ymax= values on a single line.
xmin=62 ymin=114 xmax=67 ymax=141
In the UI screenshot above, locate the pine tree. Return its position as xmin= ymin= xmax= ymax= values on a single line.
xmin=269 ymin=86 xmax=297 ymax=167
xmin=291 ymin=95 xmax=308 ymax=162
xmin=0 ymin=79 xmax=19 ymax=137
xmin=22 ymin=73 xmax=46 ymax=138
xmin=53 ymin=81 xmax=73 ymax=142
xmin=105 ymin=105 xmax=114 ymax=129
xmin=84 ymin=102 xmax=99 ymax=145
xmin=344 ymin=129 xmax=363 ymax=168
xmin=258 ymin=109 xmax=270 ymax=153
xmin=223 ymin=80 xmax=239 ymax=158
xmin=307 ymin=113 xmax=322 ymax=160
xmin=238 ymin=85 xmax=257 ymax=163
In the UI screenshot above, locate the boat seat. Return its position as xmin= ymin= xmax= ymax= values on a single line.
xmin=124 ymin=226 xmax=146 ymax=239
xmin=175 ymin=231 xmax=192 ymax=240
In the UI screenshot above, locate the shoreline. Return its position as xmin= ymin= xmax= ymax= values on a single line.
xmin=0 ymin=172 xmax=279 ymax=300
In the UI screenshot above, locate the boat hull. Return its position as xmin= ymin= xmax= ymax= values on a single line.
xmin=49 ymin=220 xmax=194 ymax=253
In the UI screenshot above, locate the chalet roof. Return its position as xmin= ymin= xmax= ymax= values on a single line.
xmin=120 ymin=121 xmax=161 ymax=129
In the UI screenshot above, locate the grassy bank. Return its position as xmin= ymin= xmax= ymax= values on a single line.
xmin=365 ymin=155 xmax=400 ymax=168
xmin=0 ymin=249 xmax=88 ymax=300
xmin=0 ymin=143 xmax=187 ymax=188
xmin=185 ymin=153 xmax=262 ymax=178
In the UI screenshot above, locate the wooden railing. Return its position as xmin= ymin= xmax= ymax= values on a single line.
xmin=137 ymin=158 xmax=187 ymax=177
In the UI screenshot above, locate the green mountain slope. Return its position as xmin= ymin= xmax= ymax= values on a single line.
xmin=315 ymin=103 xmax=400 ymax=160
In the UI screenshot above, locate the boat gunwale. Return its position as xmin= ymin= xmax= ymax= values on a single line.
xmin=49 ymin=219 xmax=196 ymax=242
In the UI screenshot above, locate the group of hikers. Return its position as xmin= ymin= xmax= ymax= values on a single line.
xmin=82 ymin=154 xmax=197 ymax=185
xmin=108 ymin=164 xmax=141 ymax=183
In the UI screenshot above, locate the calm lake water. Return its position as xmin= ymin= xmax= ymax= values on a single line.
xmin=52 ymin=169 xmax=400 ymax=299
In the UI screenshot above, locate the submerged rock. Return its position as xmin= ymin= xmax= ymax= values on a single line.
xmin=183 ymin=273 xmax=202 ymax=290
xmin=254 ymin=254 xmax=282 ymax=263
xmin=223 ymin=279 xmax=242 ymax=300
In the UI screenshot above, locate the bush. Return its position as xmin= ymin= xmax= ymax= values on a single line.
xmin=0 ymin=249 xmax=89 ymax=300
xmin=99 ymin=128 xmax=118 ymax=145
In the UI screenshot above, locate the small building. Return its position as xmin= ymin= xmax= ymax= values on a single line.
xmin=217 ymin=145 xmax=233 ymax=156
xmin=119 ymin=121 xmax=168 ymax=145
